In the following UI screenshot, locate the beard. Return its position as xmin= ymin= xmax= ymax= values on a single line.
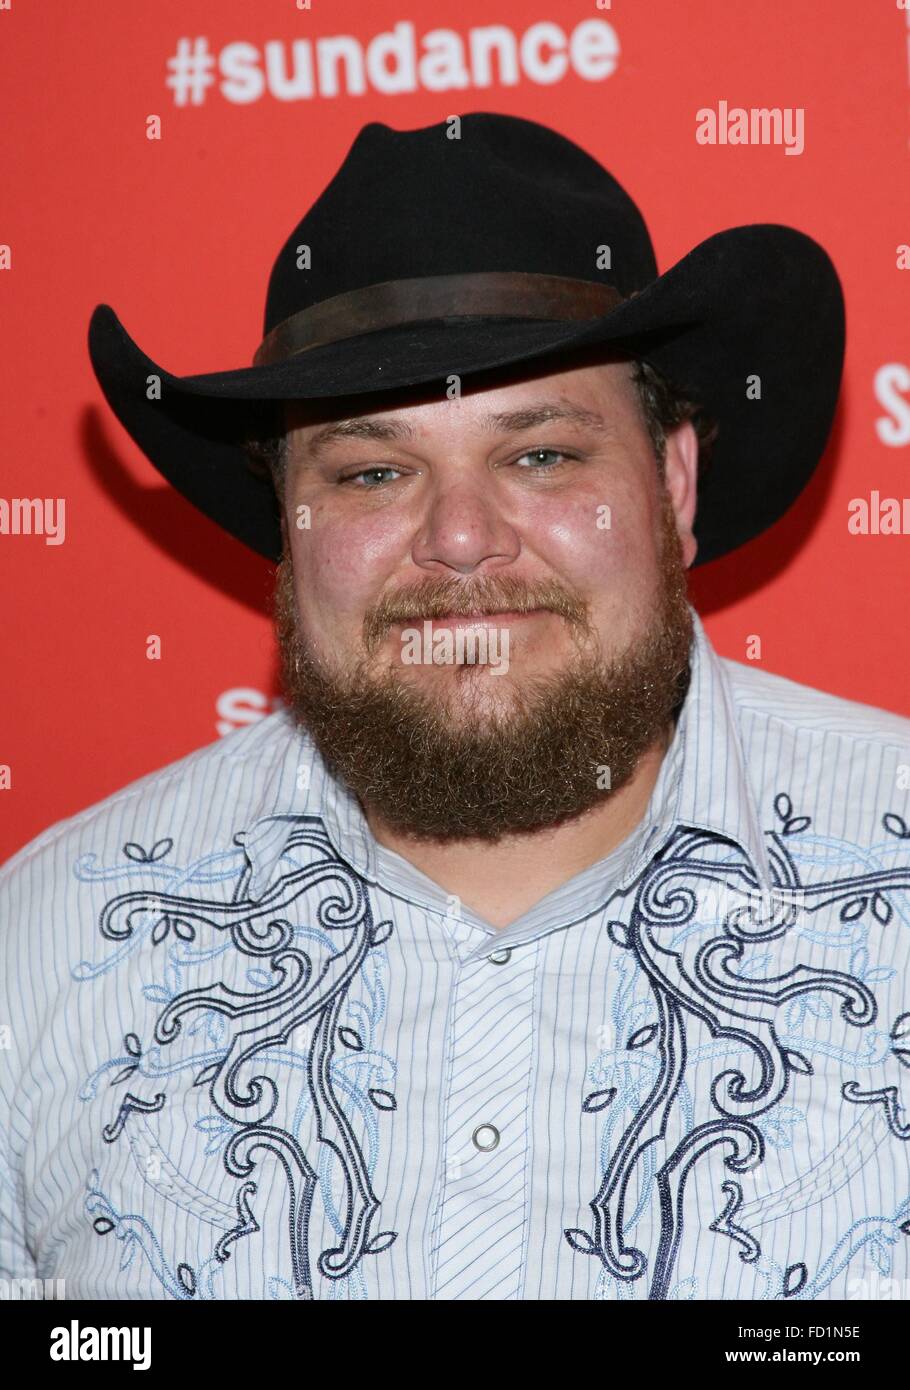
xmin=272 ymin=486 xmax=693 ymax=843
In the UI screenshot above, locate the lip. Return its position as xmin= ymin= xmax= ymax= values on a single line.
xmin=397 ymin=609 xmax=545 ymax=627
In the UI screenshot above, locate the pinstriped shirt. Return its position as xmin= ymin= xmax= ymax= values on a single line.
xmin=2 ymin=605 xmax=910 ymax=1301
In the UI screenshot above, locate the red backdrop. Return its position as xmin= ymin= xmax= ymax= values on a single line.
xmin=2 ymin=0 xmax=909 ymax=863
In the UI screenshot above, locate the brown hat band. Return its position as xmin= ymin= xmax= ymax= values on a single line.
xmin=252 ymin=271 xmax=625 ymax=367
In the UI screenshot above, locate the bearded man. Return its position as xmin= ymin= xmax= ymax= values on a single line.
xmin=2 ymin=113 xmax=909 ymax=1303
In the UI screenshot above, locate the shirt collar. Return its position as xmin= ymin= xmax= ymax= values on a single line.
xmin=236 ymin=604 xmax=774 ymax=905
xmin=613 ymin=606 xmax=774 ymax=894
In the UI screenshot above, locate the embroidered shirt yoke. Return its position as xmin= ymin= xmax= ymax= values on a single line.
xmin=1 ymin=606 xmax=910 ymax=1301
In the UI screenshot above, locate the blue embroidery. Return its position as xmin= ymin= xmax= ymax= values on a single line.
xmin=751 ymin=1196 xmax=910 ymax=1300
xmin=78 ymin=817 xmax=396 ymax=1300
xmin=568 ymin=795 xmax=910 ymax=1299
xmin=85 ymin=1171 xmax=208 ymax=1299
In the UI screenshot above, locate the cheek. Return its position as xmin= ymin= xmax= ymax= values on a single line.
xmin=533 ymin=481 xmax=659 ymax=586
xmin=288 ymin=508 xmax=406 ymax=638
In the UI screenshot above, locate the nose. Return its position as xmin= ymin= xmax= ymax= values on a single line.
xmin=409 ymin=479 xmax=522 ymax=576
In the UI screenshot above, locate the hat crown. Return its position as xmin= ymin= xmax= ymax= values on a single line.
xmin=262 ymin=112 xmax=658 ymax=335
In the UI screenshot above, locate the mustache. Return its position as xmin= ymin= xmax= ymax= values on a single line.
xmin=362 ymin=576 xmax=589 ymax=650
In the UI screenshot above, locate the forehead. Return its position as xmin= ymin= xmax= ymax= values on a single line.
xmin=282 ymin=355 xmax=641 ymax=451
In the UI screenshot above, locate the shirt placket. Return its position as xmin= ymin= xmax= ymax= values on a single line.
xmin=430 ymin=934 xmax=540 ymax=1300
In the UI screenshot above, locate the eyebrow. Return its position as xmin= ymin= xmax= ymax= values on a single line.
xmin=296 ymin=400 xmax=611 ymax=465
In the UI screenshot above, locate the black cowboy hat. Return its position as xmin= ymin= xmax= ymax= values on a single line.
xmin=87 ymin=111 xmax=845 ymax=568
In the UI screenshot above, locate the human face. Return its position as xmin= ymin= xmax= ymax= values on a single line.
xmin=280 ymin=356 xmax=698 ymax=713
xmin=270 ymin=355 xmax=699 ymax=843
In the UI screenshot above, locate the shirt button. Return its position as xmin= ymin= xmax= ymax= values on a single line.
xmin=472 ymin=1124 xmax=501 ymax=1152
xmin=488 ymin=947 xmax=511 ymax=964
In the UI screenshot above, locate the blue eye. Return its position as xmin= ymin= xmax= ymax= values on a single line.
xmin=515 ymin=448 xmax=569 ymax=470
xmin=340 ymin=449 xmax=572 ymax=487
xmin=341 ymin=466 xmax=402 ymax=488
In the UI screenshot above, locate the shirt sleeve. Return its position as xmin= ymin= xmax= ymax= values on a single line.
xmin=0 ymin=845 xmax=39 ymax=1279
xmin=0 ymin=1128 xmax=36 ymax=1278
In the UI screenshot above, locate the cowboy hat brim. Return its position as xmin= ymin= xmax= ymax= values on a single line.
xmin=87 ymin=223 xmax=844 ymax=568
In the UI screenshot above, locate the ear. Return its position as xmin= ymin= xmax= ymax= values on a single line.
xmin=663 ymin=421 xmax=699 ymax=568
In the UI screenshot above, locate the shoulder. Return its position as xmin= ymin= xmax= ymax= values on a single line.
xmin=716 ymin=654 xmax=910 ymax=845
xmin=0 ymin=708 xmax=315 ymax=1069
xmin=719 ymin=655 xmax=910 ymax=752
xmin=0 ymin=708 xmax=308 ymax=890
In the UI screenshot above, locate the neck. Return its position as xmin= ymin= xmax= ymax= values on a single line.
xmin=362 ymin=721 xmax=674 ymax=931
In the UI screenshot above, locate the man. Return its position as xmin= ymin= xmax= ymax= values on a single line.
xmin=2 ymin=113 xmax=909 ymax=1302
